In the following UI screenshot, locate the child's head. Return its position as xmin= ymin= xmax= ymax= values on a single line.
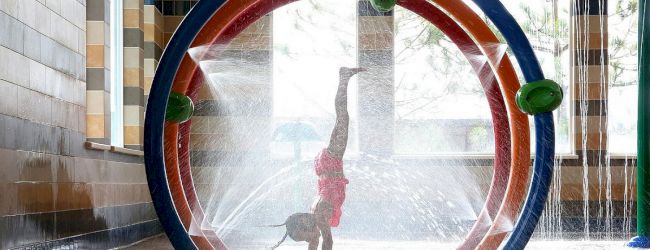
xmin=269 ymin=213 xmax=320 ymax=249
xmin=285 ymin=213 xmax=319 ymax=242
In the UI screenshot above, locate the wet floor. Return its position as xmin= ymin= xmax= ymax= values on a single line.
xmin=123 ymin=235 xmax=630 ymax=249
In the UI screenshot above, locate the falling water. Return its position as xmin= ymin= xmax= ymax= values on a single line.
xmin=177 ymin=0 xmax=640 ymax=248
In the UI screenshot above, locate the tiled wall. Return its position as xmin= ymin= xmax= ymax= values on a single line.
xmin=558 ymin=0 xmax=636 ymax=235
xmin=144 ymin=5 xmax=164 ymax=108
xmin=0 ymin=0 xmax=161 ymax=248
xmin=86 ymin=0 xmax=110 ymax=144
xmin=123 ymin=0 xmax=146 ymax=150
xmin=86 ymin=0 xmax=147 ymax=150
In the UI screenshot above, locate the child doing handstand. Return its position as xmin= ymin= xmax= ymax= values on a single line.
xmin=269 ymin=67 xmax=365 ymax=250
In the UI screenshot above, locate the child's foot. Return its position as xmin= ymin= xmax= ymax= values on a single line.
xmin=340 ymin=67 xmax=366 ymax=79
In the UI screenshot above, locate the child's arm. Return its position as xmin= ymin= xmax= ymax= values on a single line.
xmin=327 ymin=67 xmax=365 ymax=159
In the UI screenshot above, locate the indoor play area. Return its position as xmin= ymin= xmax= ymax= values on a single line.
xmin=0 ymin=0 xmax=648 ymax=249
xmin=141 ymin=0 xmax=647 ymax=249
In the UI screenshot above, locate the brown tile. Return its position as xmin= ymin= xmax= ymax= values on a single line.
xmin=92 ymin=183 xmax=111 ymax=208
xmin=573 ymin=15 xmax=608 ymax=35
xmin=359 ymin=18 xmax=392 ymax=35
xmin=124 ymin=126 xmax=143 ymax=145
xmin=163 ymin=32 xmax=173 ymax=47
xmin=105 ymin=184 xmax=150 ymax=206
xmin=155 ymin=26 xmax=164 ymax=48
xmin=54 ymin=156 xmax=75 ymax=183
xmin=123 ymin=9 xmax=141 ymax=29
xmin=573 ymin=65 xmax=608 ymax=85
xmin=86 ymin=45 xmax=105 ymax=68
xmin=574 ymin=116 xmax=607 ymax=134
xmin=17 ymin=183 xmax=54 ymax=214
xmin=123 ymin=68 xmax=143 ymax=87
xmin=154 ymin=7 xmax=163 ymax=29
xmin=573 ymin=81 xmax=608 ymax=100
xmin=360 ymin=33 xmax=393 ymax=50
xmin=144 ymin=77 xmax=153 ymax=95
xmin=86 ymin=114 xmax=105 ymax=138
xmin=19 ymin=152 xmax=55 ymax=182
xmin=144 ymin=23 xmax=155 ymax=42
xmin=561 ymin=183 xmax=632 ymax=201
xmin=0 ymin=183 xmax=18 ymax=216
xmin=74 ymin=157 xmax=107 ymax=184
xmin=74 ymin=183 xmax=94 ymax=209
xmin=56 ymin=183 xmax=93 ymax=211
xmin=574 ymin=132 xmax=608 ymax=150
xmin=163 ymin=16 xmax=183 ymax=33
xmin=55 ymin=183 xmax=75 ymax=210
xmin=588 ymin=33 xmax=608 ymax=49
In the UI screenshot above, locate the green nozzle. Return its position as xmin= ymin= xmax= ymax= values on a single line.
xmin=516 ymin=79 xmax=564 ymax=115
xmin=166 ymin=92 xmax=194 ymax=123
xmin=369 ymin=0 xmax=396 ymax=12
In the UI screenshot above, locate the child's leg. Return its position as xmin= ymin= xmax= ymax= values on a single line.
xmin=308 ymin=238 xmax=319 ymax=250
xmin=327 ymin=67 xmax=365 ymax=159
xmin=314 ymin=200 xmax=334 ymax=250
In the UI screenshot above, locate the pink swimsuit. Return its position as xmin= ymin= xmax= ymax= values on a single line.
xmin=314 ymin=149 xmax=349 ymax=227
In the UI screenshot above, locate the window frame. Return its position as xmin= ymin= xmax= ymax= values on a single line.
xmin=109 ymin=0 xmax=125 ymax=147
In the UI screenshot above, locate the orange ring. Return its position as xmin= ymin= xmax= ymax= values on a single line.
xmin=427 ymin=1 xmax=531 ymax=249
xmin=166 ymin=1 xmax=530 ymax=249
xmin=164 ymin=1 xmax=275 ymax=249
xmin=163 ymin=122 xmax=216 ymax=249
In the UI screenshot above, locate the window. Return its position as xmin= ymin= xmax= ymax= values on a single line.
xmin=272 ymin=0 xmax=359 ymax=159
xmin=608 ymin=0 xmax=638 ymax=155
xmin=394 ymin=7 xmax=493 ymax=154
xmin=110 ymin=0 xmax=124 ymax=147
xmin=394 ymin=0 xmax=572 ymax=155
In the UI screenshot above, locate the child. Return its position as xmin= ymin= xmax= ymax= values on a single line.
xmin=269 ymin=67 xmax=365 ymax=250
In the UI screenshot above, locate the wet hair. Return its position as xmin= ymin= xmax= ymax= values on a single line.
xmin=267 ymin=213 xmax=318 ymax=249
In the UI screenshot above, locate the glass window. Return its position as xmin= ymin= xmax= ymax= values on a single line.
xmin=110 ymin=0 xmax=124 ymax=147
xmin=272 ymin=0 xmax=359 ymax=159
xmin=608 ymin=0 xmax=638 ymax=155
xmin=394 ymin=0 xmax=572 ymax=155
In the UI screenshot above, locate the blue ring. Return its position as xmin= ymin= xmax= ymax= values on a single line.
xmin=470 ymin=0 xmax=556 ymax=249
xmin=144 ymin=0 xmax=226 ymax=249
xmin=147 ymin=0 xmax=555 ymax=249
